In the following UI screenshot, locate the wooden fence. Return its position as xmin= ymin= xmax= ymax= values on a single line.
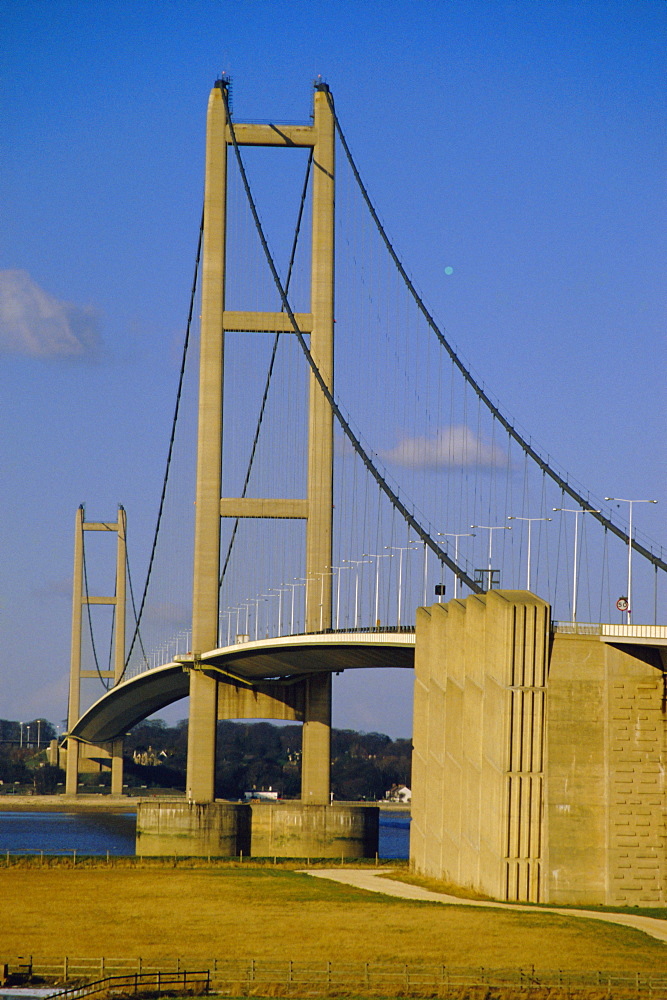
xmin=2 ymin=957 xmax=666 ymax=998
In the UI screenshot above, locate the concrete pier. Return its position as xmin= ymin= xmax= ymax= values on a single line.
xmin=136 ymin=800 xmax=378 ymax=858
xmin=136 ymin=800 xmax=251 ymax=857
xmin=249 ymin=802 xmax=378 ymax=858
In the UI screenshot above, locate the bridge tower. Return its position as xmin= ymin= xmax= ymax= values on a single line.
xmin=65 ymin=504 xmax=126 ymax=797
xmin=186 ymin=78 xmax=335 ymax=804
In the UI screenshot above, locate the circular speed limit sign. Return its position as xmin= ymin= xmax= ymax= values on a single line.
xmin=616 ymin=597 xmax=629 ymax=612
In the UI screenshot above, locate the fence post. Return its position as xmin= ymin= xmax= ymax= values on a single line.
xmin=157 ymin=970 xmax=161 ymax=994
xmin=64 ymin=956 xmax=68 ymax=982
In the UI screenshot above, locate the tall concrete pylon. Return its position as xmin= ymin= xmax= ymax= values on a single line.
xmin=65 ymin=504 xmax=126 ymax=796
xmin=186 ymin=79 xmax=335 ymax=804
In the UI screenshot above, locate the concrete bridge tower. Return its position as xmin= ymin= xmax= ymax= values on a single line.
xmin=185 ymin=77 xmax=335 ymax=807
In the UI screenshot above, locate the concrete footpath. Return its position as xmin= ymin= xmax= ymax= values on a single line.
xmin=303 ymin=868 xmax=667 ymax=946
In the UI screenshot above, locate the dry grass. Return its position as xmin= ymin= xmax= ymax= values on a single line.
xmin=0 ymin=866 xmax=665 ymax=974
xmin=383 ymin=869 xmax=495 ymax=901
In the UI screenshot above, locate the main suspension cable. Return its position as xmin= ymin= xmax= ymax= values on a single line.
xmin=122 ymin=205 xmax=205 ymax=679
xmin=220 ymin=81 xmax=481 ymax=593
xmin=327 ymin=91 xmax=666 ymax=575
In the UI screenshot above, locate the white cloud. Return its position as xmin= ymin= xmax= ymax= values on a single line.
xmin=381 ymin=425 xmax=506 ymax=469
xmin=0 ymin=269 xmax=101 ymax=358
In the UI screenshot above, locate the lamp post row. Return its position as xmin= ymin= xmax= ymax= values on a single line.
xmin=216 ymin=499 xmax=658 ymax=639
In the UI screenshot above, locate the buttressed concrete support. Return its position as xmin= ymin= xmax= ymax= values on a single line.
xmin=66 ymin=505 xmax=127 ymax=796
xmin=411 ymin=592 xmax=666 ymax=906
xmin=186 ymin=80 xmax=227 ymax=803
xmin=189 ymin=81 xmax=336 ymax=805
xmin=411 ymin=591 xmax=549 ymax=903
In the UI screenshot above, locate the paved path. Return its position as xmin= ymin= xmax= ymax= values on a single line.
xmin=303 ymin=868 xmax=667 ymax=946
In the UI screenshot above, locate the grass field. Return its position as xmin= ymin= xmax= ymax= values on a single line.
xmin=1 ymin=865 xmax=665 ymax=974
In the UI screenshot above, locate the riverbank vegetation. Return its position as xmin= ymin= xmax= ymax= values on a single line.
xmin=0 ymin=867 xmax=664 ymax=974
xmin=0 ymin=717 xmax=411 ymax=801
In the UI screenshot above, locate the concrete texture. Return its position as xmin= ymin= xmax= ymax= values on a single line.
xmin=250 ymin=802 xmax=378 ymax=858
xmin=411 ymin=592 xmax=666 ymax=906
xmin=136 ymin=800 xmax=378 ymax=858
xmin=411 ymin=591 xmax=549 ymax=902
xmin=136 ymin=800 xmax=250 ymax=857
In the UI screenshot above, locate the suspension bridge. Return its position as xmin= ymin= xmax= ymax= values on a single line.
xmin=61 ymin=80 xmax=665 ymax=901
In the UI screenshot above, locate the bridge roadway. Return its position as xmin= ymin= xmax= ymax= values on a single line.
xmin=70 ymin=620 xmax=666 ymax=746
xmin=70 ymin=629 xmax=417 ymax=744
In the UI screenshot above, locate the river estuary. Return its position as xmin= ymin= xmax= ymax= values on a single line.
xmin=0 ymin=809 xmax=409 ymax=858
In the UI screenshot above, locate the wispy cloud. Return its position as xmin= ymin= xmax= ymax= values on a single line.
xmin=0 ymin=270 xmax=101 ymax=358
xmin=381 ymin=425 xmax=506 ymax=469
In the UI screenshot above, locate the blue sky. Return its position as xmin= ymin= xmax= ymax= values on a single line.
xmin=1 ymin=0 xmax=664 ymax=738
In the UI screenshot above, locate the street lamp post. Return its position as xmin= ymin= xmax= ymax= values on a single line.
xmin=220 ymin=610 xmax=233 ymax=647
xmin=604 ymin=497 xmax=658 ymax=624
xmin=252 ymin=596 xmax=264 ymax=640
xmin=408 ymin=539 xmax=429 ymax=605
xmin=237 ymin=602 xmax=251 ymax=638
xmin=552 ymin=507 xmax=600 ymax=622
xmin=437 ymin=532 xmax=476 ymax=599
xmin=385 ymin=545 xmax=420 ymax=626
xmin=331 ymin=565 xmax=351 ymax=630
xmin=469 ymin=525 xmax=511 ymax=590
xmin=364 ymin=553 xmax=393 ymax=628
xmin=343 ymin=559 xmax=371 ymax=629
xmin=261 ymin=593 xmax=280 ymax=638
xmin=507 ymin=516 xmax=552 ymax=592
xmin=314 ymin=569 xmax=335 ymax=632
xmin=270 ymin=587 xmax=290 ymax=637
xmin=293 ymin=578 xmax=313 ymax=634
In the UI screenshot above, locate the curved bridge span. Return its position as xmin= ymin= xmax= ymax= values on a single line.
xmin=71 ymin=630 xmax=416 ymax=743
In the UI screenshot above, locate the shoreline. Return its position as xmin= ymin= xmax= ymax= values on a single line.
xmin=0 ymin=795 xmax=410 ymax=815
xmin=0 ymin=795 xmax=139 ymax=813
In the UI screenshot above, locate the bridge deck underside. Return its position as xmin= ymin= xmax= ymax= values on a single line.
xmin=71 ymin=633 xmax=416 ymax=743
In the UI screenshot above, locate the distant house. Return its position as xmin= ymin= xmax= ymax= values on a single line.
xmin=244 ymin=787 xmax=279 ymax=801
xmin=385 ymin=784 xmax=411 ymax=803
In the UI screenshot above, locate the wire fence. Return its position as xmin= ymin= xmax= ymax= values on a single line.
xmin=2 ymin=957 xmax=666 ymax=998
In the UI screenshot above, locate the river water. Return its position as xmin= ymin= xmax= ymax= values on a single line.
xmin=0 ymin=810 xmax=409 ymax=859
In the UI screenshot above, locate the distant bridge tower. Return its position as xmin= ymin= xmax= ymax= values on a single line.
xmin=65 ymin=504 xmax=126 ymax=796
xmin=186 ymin=78 xmax=335 ymax=804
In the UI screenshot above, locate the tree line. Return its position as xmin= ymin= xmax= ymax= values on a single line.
xmin=0 ymin=717 xmax=411 ymax=801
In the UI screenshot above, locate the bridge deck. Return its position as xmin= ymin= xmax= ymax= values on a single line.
xmin=70 ymin=630 xmax=416 ymax=743
xmin=70 ymin=623 xmax=666 ymax=745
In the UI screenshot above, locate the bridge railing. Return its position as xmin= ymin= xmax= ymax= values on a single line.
xmin=552 ymin=622 xmax=667 ymax=639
